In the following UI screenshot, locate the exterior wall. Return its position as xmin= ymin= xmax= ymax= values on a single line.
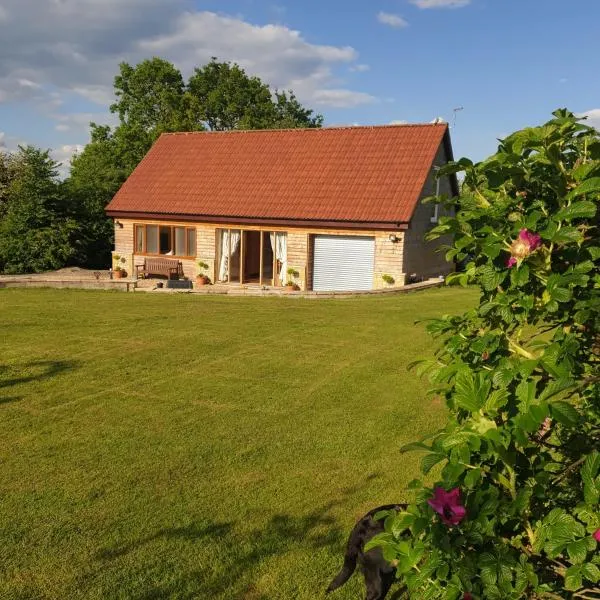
xmin=113 ymin=219 xmax=406 ymax=290
xmin=401 ymin=144 xmax=455 ymax=282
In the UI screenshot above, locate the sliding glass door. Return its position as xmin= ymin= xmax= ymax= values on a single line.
xmin=217 ymin=228 xmax=286 ymax=286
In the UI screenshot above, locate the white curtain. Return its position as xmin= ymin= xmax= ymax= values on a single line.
xmin=269 ymin=232 xmax=287 ymax=286
xmin=218 ymin=230 xmax=241 ymax=281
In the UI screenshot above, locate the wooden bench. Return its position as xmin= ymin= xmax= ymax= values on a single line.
xmin=135 ymin=257 xmax=184 ymax=280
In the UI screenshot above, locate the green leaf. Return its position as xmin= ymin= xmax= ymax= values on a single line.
xmin=400 ymin=441 xmax=432 ymax=454
xmin=551 ymin=226 xmax=585 ymax=245
xmin=391 ymin=512 xmax=415 ymax=537
xmin=565 ymin=565 xmax=583 ymax=591
xmin=480 ymin=265 xmax=505 ymax=291
xmin=566 ymin=176 xmax=600 ymax=199
xmin=421 ymin=452 xmax=446 ymax=475
xmin=582 ymin=562 xmax=600 ymax=583
xmin=510 ymin=263 xmax=530 ymax=287
xmin=454 ymin=370 xmax=490 ymax=413
xmin=581 ymin=451 xmax=600 ymax=484
xmin=556 ymin=200 xmax=597 ymax=220
xmin=550 ymin=401 xmax=580 ymax=426
xmin=539 ymin=378 xmax=576 ymax=401
xmin=581 ymin=452 xmax=600 ymax=504
xmin=567 ymin=538 xmax=589 ymax=564
xmin=464 ymin=467 xmax=481 ymax=488
xmin=516 ymin=379 xmax=537 ymax=408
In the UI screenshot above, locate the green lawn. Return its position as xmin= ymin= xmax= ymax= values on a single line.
xmin=0 ymin=287 xmax=476 ymax=600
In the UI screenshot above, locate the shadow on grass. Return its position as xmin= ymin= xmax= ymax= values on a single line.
xmin=95 ymin=474 xmax=401 ymax=599
xmin=133 ymin=503 xmax=345 ymax=600
xmin=0 ymin=360 xmax=79 ymax=393
xmin=96 ymin=522 xmax=234 ymax=561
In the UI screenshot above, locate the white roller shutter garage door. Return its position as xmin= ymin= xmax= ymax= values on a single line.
xmin=312 ymin=235 xmax=375 ymax=291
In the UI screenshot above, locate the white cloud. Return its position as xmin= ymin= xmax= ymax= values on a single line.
xmin=0 ymin=132 xmax=5 ymax=147
xmin=580 ymin=109 xmax=600 ymax=130
xmin=410 ymin=0 xmax=471 ymax=8
xmin=312 ymin=89 xmax=376 ymax=108
xmin=390 ymin=120 xmax=408 ymax=125
xmin=377 ymin=11 xmax=408 ymax=27
xmin=137 ymin=11 xmax=360 ymax=105
xmin=53 ymin=112 xmax=115 ymax=133
xmin=0 ymin=4 xmax=370 ymax=112
xmin=349 ymin=64 xmax=370 ymax=72
xmin=0 ymin=6 xmax=8 ymax=22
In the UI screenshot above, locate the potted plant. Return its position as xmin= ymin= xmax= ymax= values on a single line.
xmin=112 ymin=255 xmax=127 ymax=279
xmin=196 ymin=261 xmax=211 ymax=286
xmin=382 ymin=274 xmax=395 ymax=286
xmin=285 ymin=267 xmax=300 ymax=291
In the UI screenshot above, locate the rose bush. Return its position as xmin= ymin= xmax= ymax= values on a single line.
xmin=368 ymin=110 xmax=600 ymax=599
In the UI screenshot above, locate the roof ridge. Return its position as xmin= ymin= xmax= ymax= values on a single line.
xmin=159 ymin=122 xmax=448 ymax=136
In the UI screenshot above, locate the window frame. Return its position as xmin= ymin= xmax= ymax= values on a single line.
xmin=133 ymin=224 xmax=197 ymax=259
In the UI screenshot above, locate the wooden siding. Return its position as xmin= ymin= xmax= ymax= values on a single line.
xmin=113 ymin=218 xmax=410 ymax=290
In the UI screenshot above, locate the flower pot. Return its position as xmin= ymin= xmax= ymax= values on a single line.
xmin=285 ymin=284 xmax=296 ymax=292
xmin=196 ymin=275 xmax=209 ymax=286
xmin=113 ymin=270 xmax=123 ymax=279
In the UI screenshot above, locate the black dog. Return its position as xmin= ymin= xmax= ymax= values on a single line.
xmin=327 ymin=504 xmax=407 ymax=600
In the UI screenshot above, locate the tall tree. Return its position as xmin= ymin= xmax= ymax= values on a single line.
xmin=65 ymin=125 xmax=123 ymax=268
xmin=0 ymin=150 xmax=24 ymax=219
xmin=0 ymin=147 xmax=76 ymax=273
xmin=273 ymin=90 xmax=324 ymax=129
xmin=186 ymin=58 xmax=322 ymax=130
xmin=112 ymin=58 xmax=194 ymax=135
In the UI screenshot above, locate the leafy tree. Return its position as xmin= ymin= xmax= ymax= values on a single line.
xmin=0 ymin=146 xmax=76 ymax=273
xmin=0 ymin=150 xmax=24 ymax=219
xmin=369 ymin=110 xmax=600 ymax=598
xmin=273 ymin=90 xmax=324 ymax=129
xmin=186 ymin=58 xmax=322 ymax=130
xmin=65 ymin=126 xmax=123 ymax=268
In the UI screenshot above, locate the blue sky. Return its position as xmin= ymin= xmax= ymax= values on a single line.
xmin=1 ymin=0 xmax=600 ymax=171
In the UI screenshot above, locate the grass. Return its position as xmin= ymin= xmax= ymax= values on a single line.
xmin=0 ymin=287 xmax=476 ymax=600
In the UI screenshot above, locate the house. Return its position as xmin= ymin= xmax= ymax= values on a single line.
xmin=105 ymin=123 xmax=458 ymax=291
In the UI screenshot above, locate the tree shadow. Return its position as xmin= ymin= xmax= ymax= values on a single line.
xmin=0 ymin=396 xmax=23 ymax=404
xmin=130 ymin=502 xmax=346 ymax=600
xmin=95 ymin=473 xmax=400 ymax=599
xmin=96 ymin=522 xmax=234 ymax=561
xmin=0 ymin=360 xmax=79 ymax=392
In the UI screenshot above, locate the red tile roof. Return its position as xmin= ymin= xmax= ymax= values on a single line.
xmin=106 ymin=124 xmax=451 ymax=225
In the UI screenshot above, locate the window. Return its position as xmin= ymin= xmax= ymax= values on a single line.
xmin=133 ymin=224 xmax=197 ymax=257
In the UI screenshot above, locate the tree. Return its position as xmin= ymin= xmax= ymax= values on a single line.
xmin=0 ymin=150 xmax=24 ymax=219
xmin=370 ymin=110 xmax=600 ymax=598
xmin=0 ymin=146 xmax=76 ymax=273
xmin=186 ymin=58 xmax=322 ymax=130
xmin=273 ymin=90 xmax=324 ymax=129
xmin=65 ymin=125 xmax=124 ymax=268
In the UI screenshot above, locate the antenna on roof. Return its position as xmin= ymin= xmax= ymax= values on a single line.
xmin=452 ymin=106 xmax=464 ymax=130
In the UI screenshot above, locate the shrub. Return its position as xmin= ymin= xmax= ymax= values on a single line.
xmin=382 ymin=274 xmax=395 ymax=285
xmin=369 ymin=110 xmax=600 ymax=598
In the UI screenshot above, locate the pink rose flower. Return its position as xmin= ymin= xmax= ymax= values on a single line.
xmin=593 ymin=529 xmax=600 ymax=543
xmin=427 ymin=486 xmax=466 ymax=526
xmin=506 ymin=229 xmax=542 ymax=268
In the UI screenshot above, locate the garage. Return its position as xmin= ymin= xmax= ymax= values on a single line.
xmin=312 ymin=235 xmax=375 ymax=291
